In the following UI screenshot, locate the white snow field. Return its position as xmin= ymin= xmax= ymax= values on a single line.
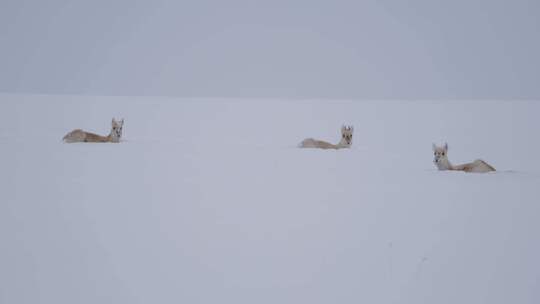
xmin=1 ymin=94 xmax=539 ymax=304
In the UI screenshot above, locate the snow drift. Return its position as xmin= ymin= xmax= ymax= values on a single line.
xmin=1 ymin=94 xmax=539 ymax=304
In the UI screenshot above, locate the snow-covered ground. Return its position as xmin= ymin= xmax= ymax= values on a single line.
xmin=1 ymin=94 xmax=539 ymax=304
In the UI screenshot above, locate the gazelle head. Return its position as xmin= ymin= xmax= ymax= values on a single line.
xmin=432 ymin=142 xmax=450 ymax=170
xmin=111 ymin=118 xmax=124 ymax=142
xmin=340 ymin=125 xmax=354 ymax=147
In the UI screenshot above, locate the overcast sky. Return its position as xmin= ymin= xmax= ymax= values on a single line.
xmin=1 ymin=0 xmax=539 ymax=99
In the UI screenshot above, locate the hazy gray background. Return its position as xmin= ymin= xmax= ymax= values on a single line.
xmin=1 ymin=0 xmax=539 ymax=99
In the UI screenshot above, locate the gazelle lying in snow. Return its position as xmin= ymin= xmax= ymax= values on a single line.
xmin=299 ymin=125 xmax=353 ymax=149
xmin=63 ymin=118 xmax=124 ymax=143
xmin=432 ymin=143 xmax=495 ymax=173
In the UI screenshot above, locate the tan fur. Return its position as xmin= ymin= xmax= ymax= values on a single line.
xmin=299 ymin=125 xmax=353 ymax=149
xmin=433 ymin=143 xmax=495 ymax=173
xmin=63 ymin=129 xmax=111 ymax=143
xmin=299 ymin=138 xmax=340 ymax=149
xmin=452 ymin=160 xmax=496 ymax=173
xmin=63 ymin=118 xmax=124 ymax=143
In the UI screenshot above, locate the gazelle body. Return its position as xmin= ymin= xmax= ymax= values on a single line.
xmin=433 ymin=143 xmax=495 ymax=173
xmin=63 ymin=118 xmax=124 ymax=143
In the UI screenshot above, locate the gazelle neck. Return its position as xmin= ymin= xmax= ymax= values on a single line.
xmin=337 ymin=137 xmax=351 ymax=149
xmin=436 ymin=157 xmax=454 ymax=170
xmin=107 ymin=132 xmax=120 ymax=143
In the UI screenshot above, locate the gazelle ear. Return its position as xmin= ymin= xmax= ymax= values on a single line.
xmin=444 ymin=143 xmax=448 ymax=152
xmin=120 ymin=118 xmax=124 ymax=126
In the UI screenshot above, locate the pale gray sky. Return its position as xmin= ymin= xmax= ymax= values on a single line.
xmin=1 ymin=0 xmax=539 ymax=99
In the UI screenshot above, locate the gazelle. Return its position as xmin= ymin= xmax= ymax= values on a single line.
xmin=433 ymin=143 xmax=495 ymax=173
xmin=63 ymin=118 xmax=124 ymax=143
xmin=299 ymin=125 xmax=353 ymax=150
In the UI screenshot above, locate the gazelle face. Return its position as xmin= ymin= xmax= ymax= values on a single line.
xmin=432 ymin=143 xmax=448 ymax=164
xmin=111 ymin=118 xmax=124 ymax=141
xmin=341 ymin=125 xmax=354 ymax=146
